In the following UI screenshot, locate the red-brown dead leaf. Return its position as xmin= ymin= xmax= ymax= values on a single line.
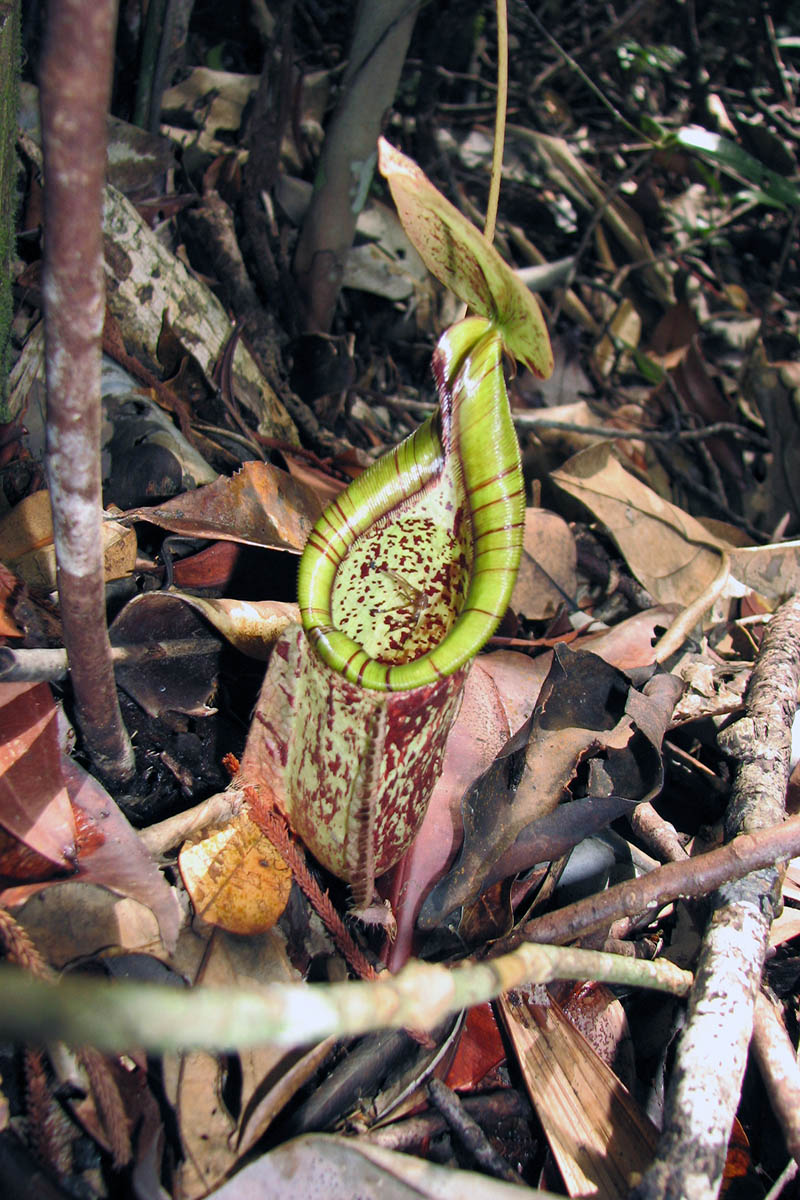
xmin=123 ymin=460 xmax=323 ymax=552
xmin=0 ymin=755 xmax=181 ymax=952
xmin=0 ymin=682 xmax=76 ymax=869
xmin=444 ymin=1003 xmax=506 ymax=1092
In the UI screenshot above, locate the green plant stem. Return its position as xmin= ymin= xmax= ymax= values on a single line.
xmin=0 ymin=944 xmax=690 ymax=1053
xmin=483 ymin=0 xmax=507 ymax=245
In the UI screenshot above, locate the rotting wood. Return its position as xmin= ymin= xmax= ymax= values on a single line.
xmin=14 ymin=132 xmax=299 ymax=446
xmin=102 ymin=183 xmax=299 ymax=445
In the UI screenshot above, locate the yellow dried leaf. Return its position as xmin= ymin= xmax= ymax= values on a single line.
xmin=179 ymin=812 xmax=291 ymax=934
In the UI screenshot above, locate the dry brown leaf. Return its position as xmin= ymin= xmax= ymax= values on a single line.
xmin=165 ymin=926 xmax=307 ymax=1197
xmin=741 ymin=354 xmax=800 ymax=531
xmin=726 ymin=540 xmax=800 ymax=601
xmin=511 ymin=509 xmax=577 ymax=620
xmin=498 ymin=988 xmax=658 ymax=1197
xmin=0 ymin=490 xmax=136 ymax=589
xmin=578 ymin=606 xmax=681 ymax=670
xmin=175 ymin=1047 xmax=237 ymax=1199
xmin=476 ymin=650 xmax=551 ymax=738
xmin=123 ymin=460 xmax=323 ymax=553
xmin=179 ymin=810 xmax=291 ymax=935
xmin=551 ymin=442 xmax=729 ymax=605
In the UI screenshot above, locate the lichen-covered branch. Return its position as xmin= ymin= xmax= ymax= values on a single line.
xmin=39 ymin=0 xmax=134 ymax=782
xmin=632 ymin=593 xmax=800 ymax=1200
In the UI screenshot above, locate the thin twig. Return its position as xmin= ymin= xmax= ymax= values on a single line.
xmin=752 ymin=990 xmax=800 ymax=1163
xmin=427 ymin=1076 xmax=523 ymax=1185
xmin=512 ymin=413 xmax=770 ymax=448
xmin=502 ymin=814 xmax=800 ymax=951
xmin=0 ymin=640 xmax=221 ymax=683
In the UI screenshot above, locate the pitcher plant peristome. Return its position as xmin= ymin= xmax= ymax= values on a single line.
xmin=259 ymin=141 xmax=553 ymax=904
xmin=299 ymin=317 xmax=529 ymax=690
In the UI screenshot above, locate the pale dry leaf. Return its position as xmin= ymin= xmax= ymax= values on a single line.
xmin=167 ymin=594 xmax=300 ymax=660
xmin=551 ymin=442 xmax=729 ymax=605
xmin=0 ymin=490 xmax=136 ymax=589
xmin=498 ymin=988 xmax=658 ymax=1198
xmin=511 ymin=509 xmax=577 ymax=620
xmin=15 ymin=885 xmax=167 ymax=966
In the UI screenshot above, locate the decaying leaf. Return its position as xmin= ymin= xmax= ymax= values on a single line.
xmin=0 ymin=682 xmax=77 ymax=870
xmin=0 ymin=489 xmax=136 ymax=590
xmin=497 ymin=988 xmax=658 ymax=1197
xmin=592 ymin=297 xmax=642 ymax=378
xmin=123 ymin=460 xmax=323 ymax=553
xmin=517 ymin=128 xmax=673 ymax=307
xmin=551 ymin=442 xmax=729 ymax=605
xmin=110 ymin=591 xmax=300 ymax=705
xmin=726 ymin=539 xmax=800 ymax=601
xmin=166 ymin=927 xmax=302 ymax=1197
xmin=419 ymin=646 xmax=681 ymax=928
xmin=204 ymin=1132 xmax=550 ymax=1199
xmin=179 ymin=810 xmax=292 ymax=935
xmin=4 ymin=754 xmax=181 ymax=953
xmin=170 ymin=596 xmax=301 ymax=660
xmin=109 ymin=594 xmax=222 ymax=718
xmin=510 ymin=508 xmax=577 ymax=620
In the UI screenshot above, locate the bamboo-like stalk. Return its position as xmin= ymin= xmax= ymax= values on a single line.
xmin=294 ymin=0 xmax=417 ymax=331
xmin=0 ymin=943 xmax=691 ymax=1054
